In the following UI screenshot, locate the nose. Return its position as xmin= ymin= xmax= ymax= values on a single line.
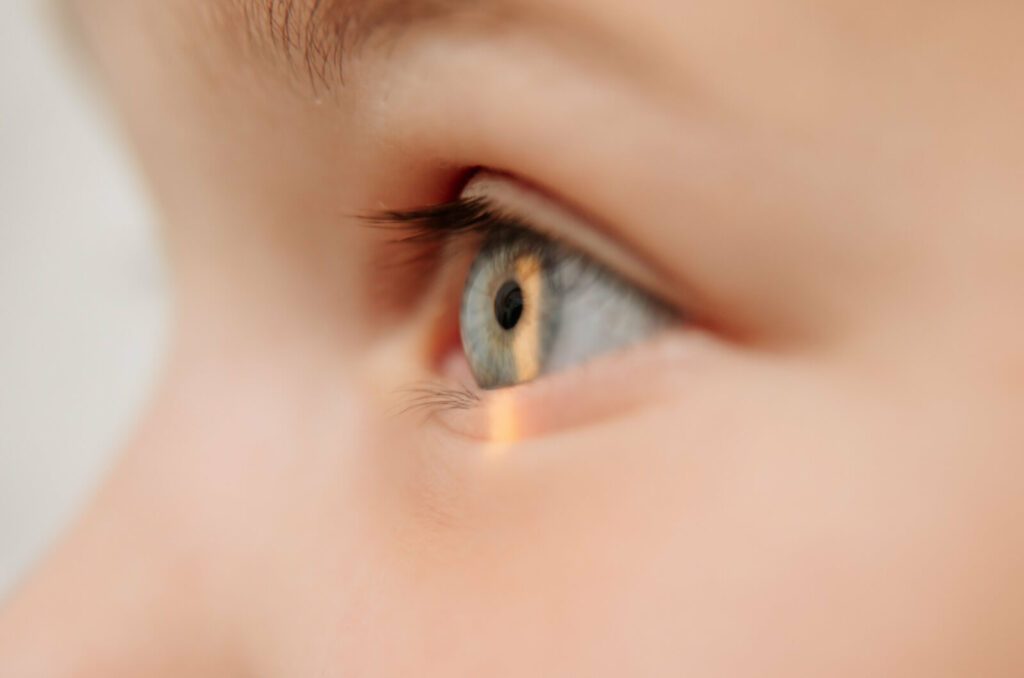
xmin=0 ymin=453 xmax=244 ymax=678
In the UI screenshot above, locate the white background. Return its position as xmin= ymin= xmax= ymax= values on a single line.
xmin=0 ymin=0 xmax=167 ymax=597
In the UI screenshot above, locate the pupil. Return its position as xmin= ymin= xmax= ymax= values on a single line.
xmin=494 ymin=280 xmax=524 ymax=331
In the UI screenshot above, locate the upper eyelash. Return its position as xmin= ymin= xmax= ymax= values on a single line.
xmin=364 ymin=197 xmax=555 ymax=276
xmin=366 ymin=196 xmax=532 ymax=246
xmin=366 ymin=197 xmax=610 ymax=286
xmin=365 ymin=196 xmax=639 ymax=306
xmin=366 ymin=200 xmax=503 ymax=421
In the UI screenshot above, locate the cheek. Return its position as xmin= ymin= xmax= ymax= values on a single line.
xmin=254 ymin=356 xmax=1020 ymax=677
xmin=583 ymin=365 xmax=1017 ymax=677
xmin=17 ymin=338 xmax=1016 ymax=677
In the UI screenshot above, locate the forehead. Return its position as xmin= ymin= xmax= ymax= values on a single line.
xmin=86 ymin=0 xmax=1016 ymax=105
xmin=79 ymin=0 xmax=1020 ymax=92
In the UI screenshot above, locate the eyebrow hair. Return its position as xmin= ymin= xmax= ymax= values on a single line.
xmin=240 ymin=0 xmax=464 ymax=87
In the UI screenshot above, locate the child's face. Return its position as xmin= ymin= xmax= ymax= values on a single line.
xmin=3 ymin=0 xmax=1023 ymax=675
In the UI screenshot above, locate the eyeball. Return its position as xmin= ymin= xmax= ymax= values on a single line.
xmin=459 ymin=225 xmax=674 ymax=389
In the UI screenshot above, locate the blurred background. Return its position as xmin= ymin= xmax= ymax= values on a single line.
xmin=0 ymin=1 xmax=167 ymax=597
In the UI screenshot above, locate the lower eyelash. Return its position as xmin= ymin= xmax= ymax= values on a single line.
xmin=393 ymin=381 xmax=482 ymax=422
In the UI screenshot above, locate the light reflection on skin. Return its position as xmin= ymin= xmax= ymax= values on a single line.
xmin=486 ymin=389 xmax=520 ymax=448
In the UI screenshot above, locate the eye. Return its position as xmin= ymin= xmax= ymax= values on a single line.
xmin=371 ymin=172 xmax=681 ymax=393
xmin=457 ymin=179 xmax=676 ymax=390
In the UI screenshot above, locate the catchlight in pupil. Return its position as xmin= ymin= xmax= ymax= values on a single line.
xmin=494 ymin=280 xmax=524 ymax=330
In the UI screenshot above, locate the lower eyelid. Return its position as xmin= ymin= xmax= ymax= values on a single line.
xmin=432 ymin=328 xmax=707 ymax=443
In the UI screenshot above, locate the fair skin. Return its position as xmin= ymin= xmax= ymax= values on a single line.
xmin=1 ymin=0 xmax=1023 ymax=675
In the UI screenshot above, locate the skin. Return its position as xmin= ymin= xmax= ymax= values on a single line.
xmin=1 ymin=0 xmax=1023 ymax=675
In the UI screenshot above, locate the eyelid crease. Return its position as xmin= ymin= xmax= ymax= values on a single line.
xmin=462 ymin=172 xmax=679 ymax=309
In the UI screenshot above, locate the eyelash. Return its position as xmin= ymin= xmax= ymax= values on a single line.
xmin=369 ymin=196 xmax=621 ymax=296
xmin=370 ymin=196 xmax=530 ymax=254
xmin=366 ymin=198 xmax=506 ymax=418
xmin=393 ymin=382 xmax=481 ymax=420
xmin=368 ymin=199 xmax=541 ymax=419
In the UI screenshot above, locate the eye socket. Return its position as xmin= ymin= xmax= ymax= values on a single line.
xmin=458 ymin=194 xmax=676 ymax=390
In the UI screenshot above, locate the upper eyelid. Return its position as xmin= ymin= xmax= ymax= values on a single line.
xmin=366 ymin=171 xmax=681 ymax=310
xmin=464 ymin=172 xmax=680 ymax=308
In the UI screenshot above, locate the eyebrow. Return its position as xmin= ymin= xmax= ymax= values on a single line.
xmin=240 ymin=0 xmax=469 ymax=87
